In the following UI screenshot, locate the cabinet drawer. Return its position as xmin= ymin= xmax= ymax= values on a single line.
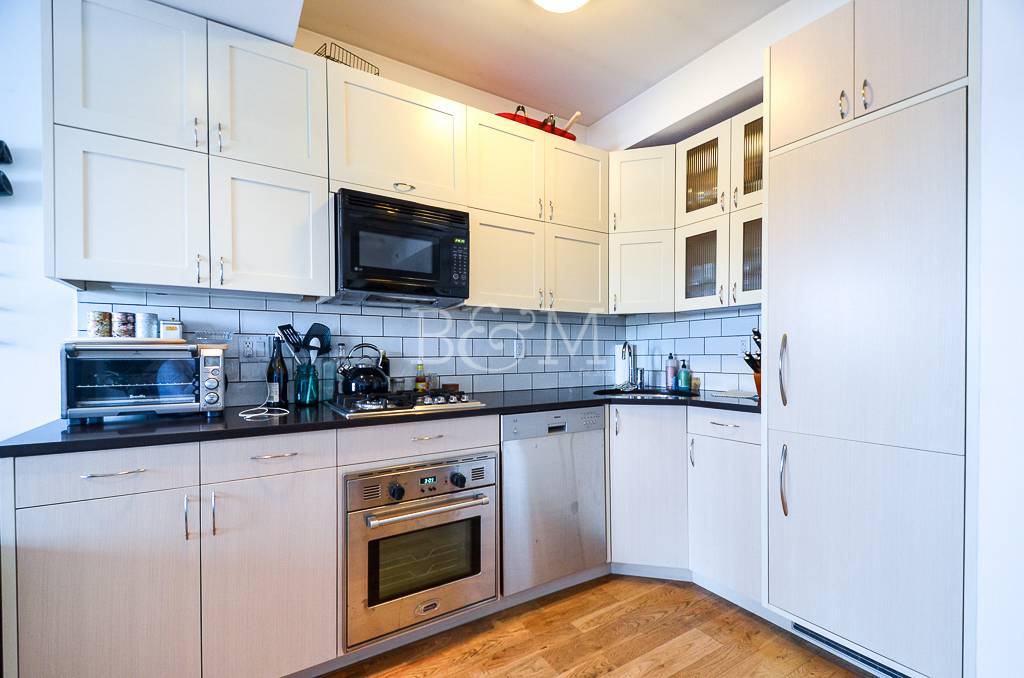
xmin=338 ymin=415 xmax=499 ymax=466
xmin=16 ymin=443 xmax=199 ymax=508
xmin=687 ymin=409 xmax=760 ymax=445
xmin=200 ymin=431 xmax=336 ymax=484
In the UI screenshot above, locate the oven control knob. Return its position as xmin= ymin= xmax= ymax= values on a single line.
xmin=204 ymin=378 xmax=219 ymax=390
xmin=450 ymin=472 xmax=467 ymax=488
xmin=204 ymin=393 xmax=220 ymax=405
xmin=388 ymin=483 xmax=405 ymax=501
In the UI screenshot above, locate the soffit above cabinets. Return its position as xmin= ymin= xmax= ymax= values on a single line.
xmin=154 ymin=0 xmax=303 ymax=44
xmin=298 ymin=0 xmax=789 ymax=125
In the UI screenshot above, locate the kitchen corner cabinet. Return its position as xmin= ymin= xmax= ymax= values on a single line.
xmin=675 ymin=216 xmax=729 ymax=312
xmin=545 ymin=136 xmax=609 ymax=233
xmin=467 ymin=108 xmax=546 ymax=220
xmin=200 ymin=468 xmax=337 ymax=678
xmin=609 ymin=230 xmax=674 ymax=314
xmin=209 ymin=157 xmax=331 ymax=296
xmin=608 ymin=145 xmax=675 ymax=232
xmin=609 ymin=405 xmax=687 ymax=569
xmin=208 ymin=23 xmax=328 ymax=177
xmin=676 ymin=120 xmax=731 ymax=226
xmin=545 ymin=224 xmax=608 ymax=313
xmin=328 ymin=63 xmax=467 ymax=204
xmin=728 ymin=205 xmax=763 ymax=306
xmin=54 ymin=126 xmax=211 ymax=288
xmin=17 ymin=487 xmax=202 ymax=678
xmin=53 ymin=0 xmax=208 ymax=151
xmin=468 ymin=210 xmax=546 ymax=310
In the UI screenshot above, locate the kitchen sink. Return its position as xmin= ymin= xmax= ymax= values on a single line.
xmin=593 ymin=388 xmax=689 ymax=400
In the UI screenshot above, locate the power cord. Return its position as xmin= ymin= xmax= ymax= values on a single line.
xmin=238 ymin=381 xmax=289 ymax=422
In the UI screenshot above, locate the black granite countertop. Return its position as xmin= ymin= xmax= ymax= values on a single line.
xmin=0 ymin=387 xmax=759 ymax=458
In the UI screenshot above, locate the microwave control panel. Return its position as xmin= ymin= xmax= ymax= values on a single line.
xmin=450 ymin=238 xmax=469 ymax=286
xmin=199 ymin=346 xmax=226 ymax=411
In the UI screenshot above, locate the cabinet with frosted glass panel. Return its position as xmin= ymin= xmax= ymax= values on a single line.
xmin=674 ymin=208 xmax=761 ymax=312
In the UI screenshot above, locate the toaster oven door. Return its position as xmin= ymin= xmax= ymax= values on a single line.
xmin=64 ymin=348 xmax=200 ymax=412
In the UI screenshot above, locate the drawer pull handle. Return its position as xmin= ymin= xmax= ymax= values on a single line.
xmin=211 ymin=491 xmax=217 ymax=536
xmin=80 ymin=468 xmax=146 ymax=479
xmin=709 ymin=421 xmax=740 ymax=428
xmin=184 ymin=494 xmax=190 ymax=541
xmin=250 ymin=452 xmax=299 ymax=460
xmin=689 ymin=438 xmax=695 ymax=467
xmin=779 ymin=444 xmax=789 ymax=517
xmin=411 ymin=434 xmax=444 ymax=442
xmin=393 ymin=182 xmax=415 ymax=192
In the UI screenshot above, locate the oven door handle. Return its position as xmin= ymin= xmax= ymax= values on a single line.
xmin=365 ymin=494 xmax=490 ymax=529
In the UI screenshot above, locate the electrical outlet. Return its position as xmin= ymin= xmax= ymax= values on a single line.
xmin=739 ymin=337 xmax=750 ymax=354
xmin=513 ymin=339 xmax=526 ymax=359
xmin=239 ymin=336 xmax=267 ymax=360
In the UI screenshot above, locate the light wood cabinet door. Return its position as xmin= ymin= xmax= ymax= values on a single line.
xmin=53 ymin=0 xmax=208 ymax=150
xmin=329 ymin=64 xmax=467 ymax=204
xmin=209 ymin=157 xmax=331 ymax=296
xmin=676 ymin=120 xmax=730 ymax=226
xmin=728 ymin=205 xmax=762 ymax=306
xmin=609 ymin=405 xmax=687 ymax=569
xmin=544 ymin=224 xmax=607 ymax=314
xmin=17 ymin=488 xmax=201 ymax=678
xmin=609 ymin=230 xmax=674 ymax=314
xmin=687 ymin=434 xmax=759 ymax=602
xmin=765 ymin=90 xmax=966 ymax=454
xmin=545 ymin=136 xmax=608 ymax=233
xmin=769 ymin=3 xmax=853 ymax=149
xmin=729 ymin=105 xmax=764 ymax=210
xmin=467 ymin=210 xmax=546 ymax=311
xmin=208 ymin=23 xmax=327 ymax=177
xmin=768 ymin=431 xmax=963 ymax=678
xmin=609 ymin=145 xmax=675 ymax=233
xmin=54 ymin=126 xmax=210 ymax=287
xmin=201 ymin=469 xmax=337 ymax=678
xmin=674 ymin=216 xmax=729 ymax=312
xmin=854 ymin=0 xmax=967 ymax=117
xmin=467 ymin=109 xmax=545 ymax=220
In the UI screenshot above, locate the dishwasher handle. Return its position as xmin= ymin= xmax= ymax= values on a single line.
xmin=547 ymin=423 xmax=567 ymax=434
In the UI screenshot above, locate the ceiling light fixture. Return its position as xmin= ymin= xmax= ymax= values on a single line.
xmin=532 ymin=0 xmax=590 ymax=14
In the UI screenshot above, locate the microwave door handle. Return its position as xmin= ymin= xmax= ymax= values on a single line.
xmin=365 ymin=494 xmax=490 ymax=529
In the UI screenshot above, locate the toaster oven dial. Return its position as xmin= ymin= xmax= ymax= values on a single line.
xmin=204 ymin=378 xmax=220 ymax=390
xmin=204 ymin=393 xmax=220 ymax=405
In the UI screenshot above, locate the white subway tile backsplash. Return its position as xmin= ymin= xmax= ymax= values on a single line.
xmin=473 ymin=374 xmax=503 ymax=392
xmin=702 ymin=372 xmax=739 ymax=391
xmin=661 ymin=322 xmax=689 ymax=339
xmin=532 ymin=372 xmax=558 ymax=389
xmin=266 ymin=298 xmax=319 ymax=312
xmin=674 ymin=338 xmax=705 ymax=354
xmin=147 ymin=291 xmax=210 ymax=308
xmin=361 ymin=305 xmax=405 ymax=317
xmin=113 ymin=304 xmax=180 ymax=321
xmin=181 ymin=307 xmax=240 ymax=334
xmin=689 ymin=319 xmax=721 ymax=337
xmin=502 ymin=374 xmax=532 ymax=390
xmin=636 ymin=324 xmax=662 ymax=340
xmin=79 ymin=283 xmax=147 ymax=304
xmin=688 ymin=355 xmax=721 ymax=372
xmin=721 ymin=315 xmax=758 ymax=336
xmin=558 ymin=371 xmax=583 ymax=388
xmin=293 ymin=313 xmax=341 ymax=335
xmin=239 ymin=310 xmax=291 ymax=335
xmin=422 ymin=318 xmax=457 ymax=337
xmin=210 ymin=295 xmax=266 ymax=311
xmin=544 ymin=356 xmax=570 ymax=372
xmin=341 ymin=314 xmax=384 ymax=336
xmin=721 ymin=355 xmax=753 ymax=374
xmin=383 ymin=317 xmax=420 ymax=337
xmin=703 ymin=308 xmax=739 ymax=319
xmin=471 ymin=338 xmax=503 ymax=357
xmin=704 ymin=335 xmax=749 ymax=355
xmin=404 ymin=337 xmax=439 ymax=357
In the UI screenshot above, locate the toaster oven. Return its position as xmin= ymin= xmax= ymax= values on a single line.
xmin=61 ymin=342 xmax=226 ymax=424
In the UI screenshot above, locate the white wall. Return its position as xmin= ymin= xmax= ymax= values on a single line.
xmin=586 ymin=0 xmax=846 ymax=150
xmin=975 ymin=0 xmax=1024 ymax=674
xmin=0 ymin=0 xmax=77 ymax=440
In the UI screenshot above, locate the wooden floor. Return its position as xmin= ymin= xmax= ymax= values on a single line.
xmin=327 ymin=576 xmax=866 ymax=678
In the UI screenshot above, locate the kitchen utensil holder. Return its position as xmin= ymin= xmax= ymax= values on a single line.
xmin=295 ymin=362 xmax=319 ymax=406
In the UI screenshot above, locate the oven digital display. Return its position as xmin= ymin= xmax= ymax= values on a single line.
xmin=420 ymin=476 xmax=437 ymax=485
xmin=203 ymin=356 xmax=220 ymax=367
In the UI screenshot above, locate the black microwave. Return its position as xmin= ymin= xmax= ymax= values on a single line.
xmin=330 ymin=189 xmax=470 ymax=308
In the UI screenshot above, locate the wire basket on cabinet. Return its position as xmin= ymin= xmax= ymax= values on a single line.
xmin=315 ymin=42 xmax=380 ymax=76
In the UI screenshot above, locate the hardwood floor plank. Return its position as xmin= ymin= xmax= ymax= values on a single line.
xmin=604 ymin=628 xmax=722 ymax=678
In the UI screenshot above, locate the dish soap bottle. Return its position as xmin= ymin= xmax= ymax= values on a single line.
xmin=665 ymin=353 xmax=679 ymax=390
xmin=677 ymin=359 xmax=691 ymax=394
xmin=414 ymin=360 xmax=428 ymax=392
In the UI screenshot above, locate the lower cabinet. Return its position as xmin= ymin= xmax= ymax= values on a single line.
xmin=609 ymin=405 xmax=687 ymax=569
xmin=686 ymin=433 xmax=760 ymax=601
xmin=17 ymin=487 xmax=202 ymax=678
xmin=767 ymin=430 xmax=964 ymax=678
xmin=200 ymin=468 xmax=337 ymax=678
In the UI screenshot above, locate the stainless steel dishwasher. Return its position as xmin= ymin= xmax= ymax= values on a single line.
xmin=500 ymin=407 xmax=607 ymax=596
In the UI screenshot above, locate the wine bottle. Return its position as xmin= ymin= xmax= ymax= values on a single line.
xmin=266 ymin=336 xmax=289 ymax=407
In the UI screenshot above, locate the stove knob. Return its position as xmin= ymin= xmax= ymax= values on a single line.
xmin=460 ymin=394 xmax=470 ymax=402
xmin=450 ymin=472 xmax=467 ymax=488
xmin=448 ymin=394 xmax=459 ymax=403
xmin=388 ymin=483 xmax=405 ymax=501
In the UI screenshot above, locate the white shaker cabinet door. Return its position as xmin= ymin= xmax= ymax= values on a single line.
xmin=544 ymin=224 xmax=607 ymax=314
xmin=609 ymin=230 xmax=674 ymax=314
xmin=208 ymin=23 xmax=328 ymax=177
xmin=467 ymin=108 xmax=546 ymax=220
xmin=467 ymin=210 xmax=546 ymax=311
xmin=768 ymin=431 xmax=963 ymax=678
xmin=209 ymin=157 xmax=331 ymax=296
xmin=545 ymin=136 xmax=608 ymax=233
xmin=200 ymin=469 xmax=337 ymax=678
xmin=609 ymin=145 xmax=675 ymax=233
xmin=17 ymin=488 xmax=201 ymax=678
xmin=53 ymin=0 xmax=208 ymax=150
xmin=54 ymin=126 xmax=211 ymax=287
xmin=854 ymin=0 xmax=968 ymax=116
xmin=328 ymin=64 xmax=467 ymax=204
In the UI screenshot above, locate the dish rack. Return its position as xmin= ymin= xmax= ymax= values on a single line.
xmin=315 ymin=42 xmax=380 ymax=76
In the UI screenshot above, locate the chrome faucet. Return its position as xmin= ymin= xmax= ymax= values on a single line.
xmin=618 ymin=341 xmax=639 ymax=391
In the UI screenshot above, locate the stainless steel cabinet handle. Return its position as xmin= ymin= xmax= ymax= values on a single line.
xmin=733 ymin=187 xmax=738 ymax=207
xmin=731 ymin=281 xmax=737 ymax=303
xmin=393 ymin=182 xmax=415 ymax=192
xmin=719 ymin=191 xmax=725 ymax=211
xmin=216 ymin=122 xmax=223 ymax=152
xmin=184 ymin=494 xmax=190 ymax=541
xmin=614 ymin=409 xmax=620 ymax=436
xmin=80 ymin=468 xmax=146 ymax=479
xmin=548 ymin=291 xmax=554 ymax=308
xmin=538 ymin=289 xmax=544 ymax=308
xmin=366 ymin=494 xmax=489 ymax=528
xmin=718 ymin=284 xmax=724 ymax=305
xmin=779 ymin=332 xmax=789 ymax=406
xmin=838 ymin=90 xmax=849 ymax=119
xmin=538 ymin=197 xmax=543 ymax=219
xmin=612 ymin=294 xmax=617 ymax=313
xmin=612 ymin=212 xmax=617 ymax=231
xmin=549 ymin=200 xmax=554 ymax=221
xmin=689 ymin=438 xmax=695 ymax=467
xmin=211 ymin=491 xmax=217 ymax=536
xmin=195 ymin=253 xmax=201 ymax=284
xmin=250 ymin=452 xmax=299 ymax=460
xmin=411 ymin=434 xmax=444 ymax=441
xmin=193 ymin=116 xmax=199 ymax=148
xmin=861 ymin=79 xmax=870 ymax=110
xmin=218 ymin=256 xmax=225 ymax=285
xmin=709 ymin=421 xmax=740 ymax=428
xmin=779 ymin=444 xmax=789 ymax=516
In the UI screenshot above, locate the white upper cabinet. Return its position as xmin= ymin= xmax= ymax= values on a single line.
xmin=609 ymin=230 xmax=674 ymax=314
xmin=676 ymin=120 xmax=731 ymax=225
xmin=728 ymin=205 xmax=762 ymax=306
xmin=854 ymin=0 xmax=968 ymax=116
xmin=675 ymin=216 xmax=729 ymax=312
xmin=545 ymin=224 xmax=607 ymax=313
xmin=54 ymin=126 xmax=211 ymax=287
xmin=468 ymin=210 xmax=546 ymax=311
xmin=608 ymin=145 xmax=675 ymax=233
xmin=545 ymin=136 xmax=608 ymax=233
xmin=328 ymin=64 xmax=467 ymax=204
xmin=467 ymin=109 xmax=545 ymax=220
xmin=729 ymin=105 xmax=764 ymax=210
xmin=769 ymin=3 xmax=854 ymax=150
xmin=208 ymin=23 xmax=327 ymax=177
xmin=53 ymin=0 xmax=208 ymax=151
xmin=209 ymin=157 xmax=331 ymax=296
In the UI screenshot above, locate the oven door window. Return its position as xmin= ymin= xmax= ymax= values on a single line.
xmin=68 ymin=357 xmax=198 ymax=408
xmin=367 ymin=517 xmax=481 ymax=606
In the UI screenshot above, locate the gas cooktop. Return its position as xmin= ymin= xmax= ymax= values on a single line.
xmin=328 ymin=389 xmax=486 ymax=419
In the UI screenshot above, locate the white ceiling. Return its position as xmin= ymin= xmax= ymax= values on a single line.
xmin=298 ymin=0 xmax=788 ymax=125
